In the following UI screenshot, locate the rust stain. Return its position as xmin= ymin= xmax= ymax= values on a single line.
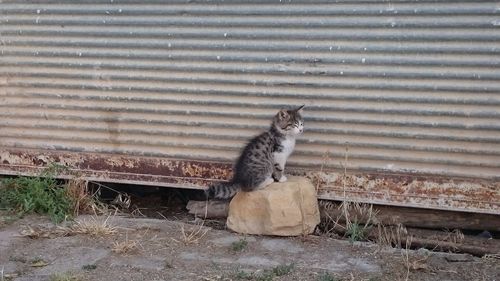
xmin=308 ymin=171 xmax=500 ymax=215
xmin=0 ymin=148 xmax=498 ymax=214
xmin=0 ymin=148 xmax=232 ymax=189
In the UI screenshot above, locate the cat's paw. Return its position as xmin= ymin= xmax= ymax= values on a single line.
xmin=279 ymin=175 xmax=287 ymax=183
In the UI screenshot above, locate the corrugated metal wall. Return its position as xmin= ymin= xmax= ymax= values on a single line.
xmin=1 ymin=0 xmax=499 ymax=182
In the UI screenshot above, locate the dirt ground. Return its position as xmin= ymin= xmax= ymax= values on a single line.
xmin=0 ymin=213 xmax=498 ymax=281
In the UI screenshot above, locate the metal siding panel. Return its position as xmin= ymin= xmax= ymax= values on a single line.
xmin=0 ymin=1 xmax=499 ymax=213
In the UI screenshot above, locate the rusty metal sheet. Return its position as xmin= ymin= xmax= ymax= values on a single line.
xmin=1 ymin=0 xmax=500 ymax=180
xmin=1 ymin=148 xmax=498 ymax=215
xmin=310 ymin=171 xmax=500 ymax=215
xmin=0 ymin=148 xmax=231 ymax=189
xmin=0 ymin=1 xmax=499 ymax=214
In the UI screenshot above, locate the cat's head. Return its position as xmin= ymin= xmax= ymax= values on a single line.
xmin=273 ymin=105 xmax=304 ymax=136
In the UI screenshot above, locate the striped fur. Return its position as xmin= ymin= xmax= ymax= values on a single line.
xmin=205 ymin=181 xmax=240 ymax=200
xmin=206 ymin=105 xmax=304 ymax=200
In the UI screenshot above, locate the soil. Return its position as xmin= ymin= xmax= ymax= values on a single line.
xmin=0 ymin=213 xmax=499 ymax=281
xmin=1 ymin=184 xmax=499 ymax=281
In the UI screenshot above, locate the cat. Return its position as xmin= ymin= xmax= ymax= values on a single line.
xmin=206 ymin=105 xmax=304 ymax=200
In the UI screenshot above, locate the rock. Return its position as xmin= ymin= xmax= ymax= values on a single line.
xmin=186 ymin=200 xmax=229 ymax=218
xmin=226 ymin=176 xmax=320 ymax=236
xmin=444 ymin=254 xmax=474 ymax=263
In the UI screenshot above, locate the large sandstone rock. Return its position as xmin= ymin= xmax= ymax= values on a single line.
xmin=226 ymin=176 xmax=320 ymax=236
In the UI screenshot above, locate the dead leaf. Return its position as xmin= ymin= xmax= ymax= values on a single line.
xmin=31 ymin=260 xmax=49 ymax=267
xmin=4 ymin=273 xmax=20 ymax=279
xmin=410 ymin=260 xmax=429 ymax=271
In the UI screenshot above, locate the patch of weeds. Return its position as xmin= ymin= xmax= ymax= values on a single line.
xmin=172 ymin=222 xmax=210 ymax=245
xmin=82 ymin=264 xmax=97 ymax=271
xmin=70 ymin=215 xmax=117 ymax=237
xmin=112 ymin=236 xmax=140 ymax=255
xmin=210 ymin=261 xmax=221 ymax=271
xmin=8 ymin=256 xmax=27 ymax=263
xmin=253 ymin=264 xmax=295 ymax=281
xmin=317 ymin=272 xmax=338 ymax=281
xmin=272 ymin=263 xmax=295 ymax=276
xmin=30 ymin=257 xmax=44 ymax=263
xmin=346 ymin=221 xmax=367 ymax=242
xmin=231 ymin=238 xmax=248 ymax=252
xmin=49 ymin=272 xmax=81 ymax=281
xmin=254 ymin=271 xmax=275 ymax=281
xmin=233 ymin=270 xmax=253 ymax=280
xmin=0 ymin=171 xmax=72 ymax=223
xmin=0 ymin=164 xmax=105 ymax=224
xmin=164 ymin=260 xmax=174 ymax=269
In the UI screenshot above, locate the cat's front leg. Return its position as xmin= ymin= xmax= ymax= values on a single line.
xmin=273 ymin=163 xmax=287 ymax=183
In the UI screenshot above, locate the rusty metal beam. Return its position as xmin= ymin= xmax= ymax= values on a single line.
xmin=0 ymin=148 xmax=231 ymax=189
xmin=1 ymin=148 xmax=498 ymax=215
xmin=311 ymin=172 xmax=499 ymax=215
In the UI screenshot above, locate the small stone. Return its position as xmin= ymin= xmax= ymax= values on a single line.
xmin=444 ymin=254 xmax=474 ymax=263
xmin=226 ymin=176 xmax=320 ymax=236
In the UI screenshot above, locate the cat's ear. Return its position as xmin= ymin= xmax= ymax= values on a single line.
xmin=296 ymin=104 xmax=305 ymax=114
xmin=278 ymin=109 xmax=289 ymax=120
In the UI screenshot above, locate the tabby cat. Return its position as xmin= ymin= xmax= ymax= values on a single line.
xmin=206 ymin=105 xmax=304 ymax=200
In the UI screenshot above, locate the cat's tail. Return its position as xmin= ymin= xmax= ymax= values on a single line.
xmin=205 ymin=181 xmax=241 ymax=200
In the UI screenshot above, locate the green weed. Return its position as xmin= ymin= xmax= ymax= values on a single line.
xmin=0 ymin=175 xmax=72 ymax=223
xmin=0 ymin=163 xmax=83 ymax=223
xmin=272 ymin=263 xmax=295 ymax=276
xmin=233 ymin=270 xmax=253 ymax=280
xmin=82 ymin=264 xmax=97 ymax=271
xmin=254 ymin=271 xmax=275 ymax=281
xmin=317 ymin=272 xmax=339 ymax=281
xmin=346 ymin=221 xmax=367 ymax=242
xmin=49 ymin=272 xmax=81 ymax=281
xmin=8 ymin=256 xmax=27 ymax=263
xmin=231 ymin=238 xmax=248 ymax=252
xmin=164 ymin=260 xmax=174 ymax=269
xmin=252 ymin=263 xmax=295 ymax=281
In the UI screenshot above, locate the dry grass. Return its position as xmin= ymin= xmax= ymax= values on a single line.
xmin=314 ymin=150 xmax=332 ymax=193
xmin=110 ymin=193 xmax=131 ymax=209
xmin=400 ymin=235 xmax=430 ymax=281
xmin=70 ymin=215 xmax=118 ymax=237
xmin=19 ymin=225 xmax=73 ymax=239
xmin=167 ymin=199 xmax=210 ymax=245
xmin=402 ymin=235 xmax=412 ymax=281
xmin=376 ymin=223 xmax=408 ymax=248
xmin=17 ymin=214 xmax=120 ymax=239
xmin=112 ymin=232 xmax=140 ymax=255
xmin=172 ymin=222 xmax=210 ymax=245
xmin=338 ymin=147 xmax=377 ymax=238
xmin=443 ymin=229 xmax=465 ymax=244
xmin=66 ymin=178 xmax=110 ymax=216
xmin=317 ymin=146 xmax=379 ymax=242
